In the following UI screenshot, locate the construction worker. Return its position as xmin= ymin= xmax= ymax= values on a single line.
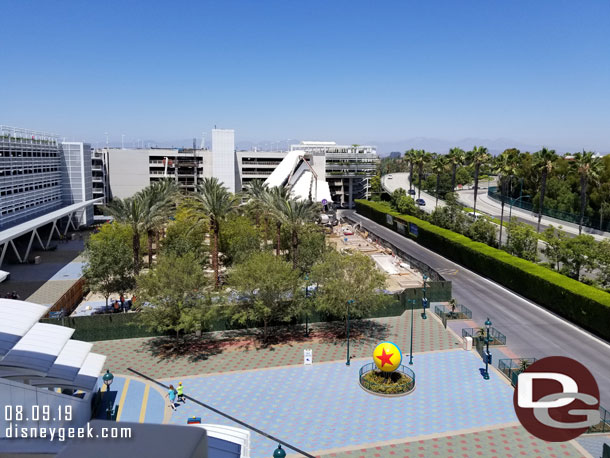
xmin=177 ymin=382 xmax=186 ymax=404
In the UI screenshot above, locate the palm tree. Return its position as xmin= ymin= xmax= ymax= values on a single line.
xmin=103 ymin=195 xmax=147 ymax=275
xmin=264 ymin=186 xmax=292 ymax=256
xmin=404 ymin=149 xmax=416 ymax=192
xmin=467 ymin=146 xmax=491 ymax=215
xmin=447 ymin=147 xmax=466 ymax=192
xmin=413 ymin=150 xmax=430 ymax=200
xmin=431 ymin=154 xmax=447 ymax=207
xmin=571 ymin=151 xmax=603 ymax=234
xmin=140 ymin=179 xmax=179 ymax=268
xmin=191 ymin=177 xmax=237 ymax=288
xmin=243 ymin=180 xmax=267 ymax=226
xmin=533 ymin=148 xmax=557 ymax=233
xmin=270 ymin=197 xmax=319 ymax=269
xmin=494 ymin=150 xmax=519 ymax=246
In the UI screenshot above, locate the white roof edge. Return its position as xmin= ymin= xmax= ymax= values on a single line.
xmin=11 ymin=323 xmax=75 ymax=356
xmin=77 ymin=353 xmax=106 ymax=378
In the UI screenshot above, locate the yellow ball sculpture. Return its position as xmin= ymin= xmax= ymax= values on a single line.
xmin=373 ymin=341 xmax=402 ymax=372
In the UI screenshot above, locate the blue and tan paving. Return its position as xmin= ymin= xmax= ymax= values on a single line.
xmin=94 ymin=312 xmax=593 ymax=457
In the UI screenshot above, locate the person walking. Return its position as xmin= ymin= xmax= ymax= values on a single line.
xmin=177 ymin=382 xmax=186 ymax=404
xmin=166 ymin=384 xmax=177 ymax=411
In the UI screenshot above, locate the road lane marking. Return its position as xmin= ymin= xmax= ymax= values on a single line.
xmin=115 ymin=378 xmax=130 ymax=422
xmin=139 ymin=384 xmax=150 ymax=423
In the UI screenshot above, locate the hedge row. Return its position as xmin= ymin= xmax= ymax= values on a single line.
xmin=355 ymin=199 xmax=610 ymax=341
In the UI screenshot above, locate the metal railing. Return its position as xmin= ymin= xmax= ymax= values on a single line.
xmin=488 ymin=186 xmax=610 ymax=232
xmin=462 ymin=327 xmax=506 ymax=346
xmin=358 ymin=362 xmax=415 ymax=394
xmin=434 ymin=303 xmax=472 ymax=320
xmin=587 ymin=406 xmax=610 ymax=434
xmin=498 ymin=358 xmax=537 ymax=385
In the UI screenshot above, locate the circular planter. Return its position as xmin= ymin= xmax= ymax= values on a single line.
xmin=358 ymin=363 xmax=416 ymax=397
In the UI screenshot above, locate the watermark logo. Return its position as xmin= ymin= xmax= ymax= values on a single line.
xmin=513 ymin=356 xmax=600 ymax=441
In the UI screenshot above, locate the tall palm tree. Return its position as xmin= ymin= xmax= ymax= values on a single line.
xmin=571 ymin=151 xmax=603 ymax=235
xmin=264 ymin=185 xmax=292 ymax=256
xmin=533 ymin=147 xmax=557 ymax=233
xmin=404 ymin=149 xmax=416 ymax=192
xmin=140 ymin=179 xmax=179 ymax=267
xmin=494 ymin=150 xmax=519 ymax=246
xmin=191 ymin=177 xmax=237 ymax=288
xmin=431 ymin=154 xmax=447 ymax=207
xmin=413 ymin=149 xmax=430 ymax=200
xmin=447 ymin=147 xmax=466 ymax=192
xmin=270 ymin=197 xmax=319 ymax=269
xmin=103 ymin=195 xmax=147 ymax=275
xmin=467 ymin=146 xmax=491 ymax=215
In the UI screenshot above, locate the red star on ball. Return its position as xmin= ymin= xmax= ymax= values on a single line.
xmin=376 ymin=348 xmax=394 ymax=367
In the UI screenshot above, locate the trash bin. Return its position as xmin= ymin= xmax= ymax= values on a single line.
xmin=463 ymin=336 xmax=473 ymax=351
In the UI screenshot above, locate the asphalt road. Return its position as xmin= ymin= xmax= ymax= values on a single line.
xmin=341 ymin=209 xmax=610 ymax=406
xmin=382 ymin=173 xmax=443 ymax=214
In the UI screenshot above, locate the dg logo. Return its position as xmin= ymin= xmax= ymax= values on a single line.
xmin=513 ymin=356 xmax=601 ymax=441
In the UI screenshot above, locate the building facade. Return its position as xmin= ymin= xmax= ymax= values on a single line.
xmin=91 ymin=148 xmax=109 ymax=215
xmin=211 ymin=128 xmax=237 ymax=192
xmin=60 ymin=142 xmax=93 ymax=226
xmin=0 ymin=126 xmax=63 ymax=230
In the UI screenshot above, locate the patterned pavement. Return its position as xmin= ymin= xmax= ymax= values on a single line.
xmin=319 ymin=425 xmax=589 ymax=458
xmin=166 ymin=351 xmax=518 ymax=458
xmin=92 ymin=313 xmax=461 ymax=379
xmin=577 ymin=434 xmax=610 ymax=458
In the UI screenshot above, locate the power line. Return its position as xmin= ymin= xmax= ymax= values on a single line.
xmin=127 ymin=367 xmax=315 ymax=457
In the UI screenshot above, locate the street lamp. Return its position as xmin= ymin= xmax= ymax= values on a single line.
xmin=407 ymin=299 xmax=416 ymax=365
xmin=273 ymin=444 xmax=286 ymax=458
xmin=102 ymin=369 xmax=114 ymax=419
xmin=506 ymin=195 xmax=531 ymax=246
xmin=483 ymin=318 xmax=492 ymax=380
xmin=346 ymin=299 xmax=354 ymax=366
xmin=421 ymin=274 xmax=428 ymax=320
xmin=304 ymin=274 xmax=310 ymax=337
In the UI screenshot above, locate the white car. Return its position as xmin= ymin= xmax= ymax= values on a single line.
xmin=387 ymin=175 xmax=393 ymax=179
xmin=467 ymin=212 xmax=483 ymax=220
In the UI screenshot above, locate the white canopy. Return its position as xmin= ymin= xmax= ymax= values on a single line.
xmin=0 ymin=299 xmax=51 ymax=356
xmin=72 ymin=353 xmax=107 ymax=392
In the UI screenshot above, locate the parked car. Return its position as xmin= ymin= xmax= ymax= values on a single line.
xmin=343 ymin=227 xmax=354 ymax=235
xmin=408 ymin=189 xmax=416 ymax=195
xmin=387 ymin=175 xmax=393 ymax=179
xmin=467 ymin=212 xmax=483 ymax=220
xmin=415 ymin=198 xmax=426 ymax=206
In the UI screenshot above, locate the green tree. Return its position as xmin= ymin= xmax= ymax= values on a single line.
xmin=466 ymin=216 xmax=497 ymax=247
xmin=161 ymin=203 xmax=208 ymax=263
xmin=227 ymin=251 xmax=300 ymax=342
xmin=596 ymin=239 xmax=610 ymax=288
xmin=431 ymin=154 xmax=447 ymax=207
xmin=220 ymin=214 xmax=262 ymax=266
xmin=370 ymin=175 xmax=382 ymax=195
xmin=571 ymin=151 xmax=603 ymax=234
xmin=404 ymin=149 xmax=416 ymax=192
xmin=136 ymin=252 xmax=211 ymax=337
xmin=541 ymin=225 xmax=568 ymax=272
xmin=505 ymin=218 xmax=538 ymax=261
xmin=310 ymin=251 xmax=387 ymax=335
xmin=447 ymin=147 xmax=466 ymax=192
xmin=82 ymin=223 xmax=136 ymax=307
xmin=494 ymin=149 xmax=520 ymax=246
xmin=396 ymin=195 xmax=419 ymax=215
xmin=190 ymin=177 xmax=238 ymax=288
xmin=533 ymin=148 xmax=557 ymax=233
xmin=293 ymin=224 xmax=328 ymax=273
xmin=467 ymin=146 xmax=491 ymax=214
xmin=391 ymin=188 xmax=407 ymax=209
xmin=264 ymin=186 xmax=292 ymax=256
xmin=560 ymin=234 xmax=597 ymax=281
xmin=413 ymin=149 xmax=431 ymax=200
xmin=270 ymin=197 xmax=319 ymax=269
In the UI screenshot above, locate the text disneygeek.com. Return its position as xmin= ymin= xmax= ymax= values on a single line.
xmin=5 ymin=422 xmax=132 ymax=442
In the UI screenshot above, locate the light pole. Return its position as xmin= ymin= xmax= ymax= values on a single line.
xmin=304 ymin=274 xmax=310 ymax=336
xmin=102 ymin=369 xmax=114 ymax=419
xmin=407 ymin=299 xmax=416 ymax=365
xmin=421 ymin=274 xmax=428 ymax=319
xmin=346 ymin=299 xmax=354 ymax=366
xmin=506 ymin=195 xmax=531 ymax=246
xmin=483 ymin=318 xmax=492 ymax=380
xmin=273 ymin=444 xmax=286 ymax=458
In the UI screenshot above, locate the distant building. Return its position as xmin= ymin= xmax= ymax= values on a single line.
xmin=389 ymin=151 xmax=402 ymax=159
xmin=60 ymin=142 xmax=93 ymax=226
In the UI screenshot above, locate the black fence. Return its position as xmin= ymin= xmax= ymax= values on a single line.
xmin=434 ymin=303 xmax=472 ymax=320
xmin=462 ymin=327 xmax=506 ymax=346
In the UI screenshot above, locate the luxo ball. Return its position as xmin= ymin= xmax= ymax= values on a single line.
xmin=373 ymin=341 xmax=402 ymax=372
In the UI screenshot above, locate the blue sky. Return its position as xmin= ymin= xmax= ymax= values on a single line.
xmin=1 ymin=1 xmax=609 ymax=152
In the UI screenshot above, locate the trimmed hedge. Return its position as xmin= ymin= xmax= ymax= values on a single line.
xmin=355 ymin=199 xmax=610 ymax=341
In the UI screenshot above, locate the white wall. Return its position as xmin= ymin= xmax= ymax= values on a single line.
xmin=212 ymin=129 xmax=236 ymax=193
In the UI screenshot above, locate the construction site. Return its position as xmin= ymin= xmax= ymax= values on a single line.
xmin=328 ymin=222 xmax=425 ymax=293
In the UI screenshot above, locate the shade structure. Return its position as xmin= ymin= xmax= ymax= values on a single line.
xmin=29 ymin=340 xmax=93 ymax=387
xmin=0 ymin=299 xmax=50 ymax=357
xmin=0 ymin=323 xmax=74 ymax=376
xmin=72 ymin=353 xmax=107 ymax=392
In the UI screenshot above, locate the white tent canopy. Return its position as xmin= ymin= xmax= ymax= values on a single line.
xmin=0 ymin=299 xmax=50 ymax=356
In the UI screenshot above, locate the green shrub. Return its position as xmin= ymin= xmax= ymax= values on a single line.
xmin=355 ymin=200 xmax=610 ymax=341
xmin=361 ymin=370 xmax=414 ymax=394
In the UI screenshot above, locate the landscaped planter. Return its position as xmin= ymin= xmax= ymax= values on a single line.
xmin=358 ymin=362 xmax=415 ymax=397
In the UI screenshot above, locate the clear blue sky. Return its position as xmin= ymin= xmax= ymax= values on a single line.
xmin=1 ymin=1 xmax=609 ymax=151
